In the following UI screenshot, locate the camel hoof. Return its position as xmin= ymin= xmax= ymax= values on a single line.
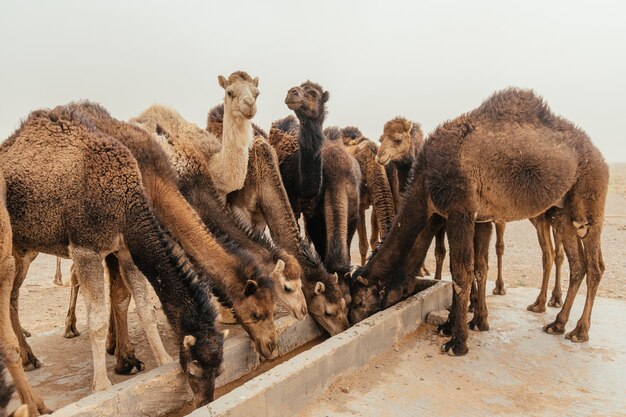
xmin=114 ymin=354 xmax=145 ymax=375
xmin=548 ymin=295 xmax=562 ymax=308
xmin=92 ymin=379 xmax=113 ymax=392
xmin=492 ymin=286 xmax=506 ymax=296
xmin=23 ymin=355 xmax=42 ymax=371
xmin=543 ymin=321 xmax=566 ymax=335
xmin=441 ymin=338 xmax=468 ymax=356
xmin=63 ymin=326 xmax=80 ymax=339
xmin=437 ymin=320 xmax=453 ymax=337
xmin=21 ymin=327 xmax=31 ymax=338
xmin=53 ymin=277 xmax=63 ymax=286
xmin=468 ymin=317 xmax=489 ymax=332
xmin=527 ymin=301 xmax=546 ymax=313
xmin=565 ymin=327 xmax=589 ymax=343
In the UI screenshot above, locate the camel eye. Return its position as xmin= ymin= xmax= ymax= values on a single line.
xmin=227 ymin=91 xmax=234 ymax=98
xmin=324 ymin=309 xmax=335 ymax=317
xmin=252 ymin=312 xmax=264 ymax=321
xmin=284 ymin=285 xmax=294 ymax=293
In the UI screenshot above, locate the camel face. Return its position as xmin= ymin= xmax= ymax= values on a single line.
xmin=271 ymin=259 xmax=308 ymax=320
xmin=285 ymin=81 xmax=329 ymax=120
xmin=234 ymin=281 xmax=279 ymax=360
xmin=377 ymin=118 xmax=413 ymax=166
xmin=348 ymin=278 xmax=383 ymax=324
xmin=218 ymin=72 xmax=260 ymax=120
xmin=307 ymin=278 xmax=349 ymax=335
xmin=179 ymin=333 xmax=224 ymax=407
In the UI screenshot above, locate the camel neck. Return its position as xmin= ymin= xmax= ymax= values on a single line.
xmin=296 ymin=115 xmax=325 ymax=200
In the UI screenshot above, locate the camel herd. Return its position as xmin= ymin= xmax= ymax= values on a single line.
xmin=0 ymin=72 xmax=608 ymax=416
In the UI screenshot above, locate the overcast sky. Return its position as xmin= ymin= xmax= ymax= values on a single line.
xmin=1 ymin=1 xmax=624 ymax=161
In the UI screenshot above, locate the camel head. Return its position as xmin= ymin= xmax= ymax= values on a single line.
xmin=305 ymin=272 xmax=349 ymax=335
xmin=285 ymin=81 xmax=329 ymax=121
xmin=270 ymin=255 xmax=308 ymax=320
xmin=232 ymin=276 xmax=279 ymax=361
xmin=341 ymin=126 xmax=365 ymax=147
xmin=376 ymin=117 xmax=414 ymax=166
xmin=348 ymin=273 xmax=385 ymax=325
xmin=179 ymin=329 xmax=225 ymax=408
xmin=218 ymin=71 xmax=259 ymax=120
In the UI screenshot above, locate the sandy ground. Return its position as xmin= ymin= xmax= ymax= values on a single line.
xmin=6 ymin=164 xmax=626 ymax=413
xmin=298 ymin=286 xmax=626 ymax=417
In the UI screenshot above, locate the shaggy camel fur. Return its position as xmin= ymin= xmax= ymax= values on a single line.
xmin=351 ymin=88 xmax=608 ymax=356
xmin=333 ymin=126 xmax=396 ymax=265
xmin=0 ymin=106 xmax=224 ymax=414
xmin=60 ymin=102 xmax=281 ymax=361
xmin=270 ymin=82 xmax=361 ymax=303
xmin=132 ymin=105 xmax=305 ymax=327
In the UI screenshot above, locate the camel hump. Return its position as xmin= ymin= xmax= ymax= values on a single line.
xmin=271 ymin=115 xmax=299 ymax=136
xmin=323 ymin=126 xmax=342 ymax=141
xmin=473 ymin=87 xmax=556 ymax=126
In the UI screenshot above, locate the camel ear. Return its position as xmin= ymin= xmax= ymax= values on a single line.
xmin=314 ymin=281 xmax=326 ymax=295
xmin=222 ymin=329 xmax=229 ymax=339
xmin=356 ymin=276 xmax=369 ymax=286
xmin=322 ymin=91 xmax=330 ymax=103
xmin=218 ymin=75 xmax=229 ymax=89
xmin=404 ymin=120 xmax=413 ymax=132
xmin=244 ymin=280 xmax=258 ymax=296
xmin=379 ymin=288 xmax=386 ymax=302
xmin=253 ymin=77 xmax=259 ymax=87
xmin=184 ymin=335 xmax=196 ymax=349
xmin=330 ymin=272 xmax=339 ymax=284
xmin=274 ymin=259 xmax=285 ymax=275
xmin=11 ymin=405 xmax=29 ymax=417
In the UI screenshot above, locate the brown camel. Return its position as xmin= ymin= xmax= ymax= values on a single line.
xmin=131 ymin=104 xmax=305 ymax=326
xmin=333 ymin=126 xmax=396 ymax=266
xmin=351 ymin=88 xmax=608 ymax=357
xmin=0 ymin=106 xmax=224 ymax=414
xmin=60 ymin=102 xmax=281 ymax=362
xmin=376 ymin=116 xmax=564 ymax=304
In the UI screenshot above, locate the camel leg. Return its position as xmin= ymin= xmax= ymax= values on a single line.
xmin=565 ymin=229 xmax=604 ymax=342
xmin=369 ymin=209 xmax=379 ymax=252
xmin=543 ymin=211 xmax=586 ymax=336
xmin=433 ymin=225 xmax=446 ymax=280
xmin=10 ymin=250 xmax=40 ymax=370
xmin=63 ymin=263 xmax=81 ymax=338
xmin=527 ymin=216 xmax=555 ymax=313
xmin=0 ymin=253 xmax=51 ymax=415
xmin=357 ymin=208 xmax=368 ymax=266
xmin=53 ymin=256 xmax=63 ymax=286
xmin=116 ymin=248 xmax=172 ymax=366
xmin=441 ymin=212 xmax=473 ymax=356
xmin=492 ymin=222 xmax=506 ymax=295
xmin=70 ymin=247 xmax=112 ymax=392
xmin=548 ymin=228 xmax=564 ymax=308
xmin=469 ymin=223 xmax=492 ymax=331
xmin=105 ymin=254 xmax=145 ymax=375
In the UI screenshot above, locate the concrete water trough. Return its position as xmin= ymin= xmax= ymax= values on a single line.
xmin=49 ymin=278 xmax=451 ymax=417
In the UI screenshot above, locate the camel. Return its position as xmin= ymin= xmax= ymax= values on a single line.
xmin=205 ymin=71 xmax=259 ymax=196
xmin=331 ymin=126 xmax=396 ymax=265
xmin=135 ymin=106 xmax=348 ymax=334
xmin=131 ymin=105 xmax=306 ymax=325
xmin=377 ymin=116 xmax=565 ymax=305
xmin=351 ymin=88 xmax=608 ymax=356
xmin=58 ymin=102 xmax=281 ymax=363
xmin=0 ymin=106 xmax=225 ymax=414
xmin=268 ymin=82 xmax=362 ymax=304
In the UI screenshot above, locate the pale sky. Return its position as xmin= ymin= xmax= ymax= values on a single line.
xmin=1 ymin=1 xmax=624 ymax=161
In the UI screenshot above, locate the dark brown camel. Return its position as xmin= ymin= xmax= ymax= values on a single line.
xmin=269 ymin=84 xmax=361 ymax=304
xmin=0 ymin=106 xmax=224 ymax=414
xmin=377 ymin=116 xmax=564 ymax=306
xmin=351 ymin=88 xmax=608 ymax=356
